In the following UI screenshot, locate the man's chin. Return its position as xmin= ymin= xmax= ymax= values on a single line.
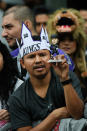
xmin=34 ymin=72 xmax=48 ymax=79
xmin=9 ymin=43 xmax=18 ymax=50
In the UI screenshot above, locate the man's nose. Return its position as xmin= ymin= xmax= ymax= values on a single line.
xmin=35 ymin=55 xmax=41 ymax=63
xmin=2 ymin=29 xmax=8 ymax=37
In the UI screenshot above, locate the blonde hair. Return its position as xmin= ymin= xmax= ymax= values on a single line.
xmin=47 ymin=8 xmax=87 ymax=73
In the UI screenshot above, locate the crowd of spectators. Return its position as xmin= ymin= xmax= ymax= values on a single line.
xmin=0 ymin=0 xmax=87 ymax=130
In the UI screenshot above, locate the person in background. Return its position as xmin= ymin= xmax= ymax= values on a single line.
xmin=47 ymin=8 xmax=87 ymax=100
xmin=2 ymin=5 xmax=36 ymax=80
xmin=8 ymin=23 xmax=84 ymax=131
xmin=58 ymin=33 xmax=87 ymax=99
xmin=34 ymin=5 xmax=50 ymax=35
xmin=0 ymin=41 xmax=23 ymax=130
xmin=2 ymin=5 xmax=36 ymax=51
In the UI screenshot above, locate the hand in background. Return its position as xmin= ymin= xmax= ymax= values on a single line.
xmin=0 ymin=109 xmax=10 ymax=121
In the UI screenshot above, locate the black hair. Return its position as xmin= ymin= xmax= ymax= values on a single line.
xmin=34 ymin=5 xmax=50 ymax=29
xmin=0 ymin=41 xmax=19 ymax=100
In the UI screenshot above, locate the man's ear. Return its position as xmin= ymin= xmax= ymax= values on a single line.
xmin=20 ymin=58 xmax=25 ymax=69
xmin=24 ymin=20 xmax=32 ymax=31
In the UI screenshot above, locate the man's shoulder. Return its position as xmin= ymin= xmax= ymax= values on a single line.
xmin=14 ymin=78 xmax=24 ymax=91
xmin=11 ymin=79 xmax=29 ymax=98
xmin=8 ymin=79 xmax=30 ymax=108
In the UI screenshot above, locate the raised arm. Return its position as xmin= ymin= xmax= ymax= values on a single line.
xmin=52 ymin=54 xmax=84 ymax=119
xmin=63 ymin=83 xmax=84 ymax=119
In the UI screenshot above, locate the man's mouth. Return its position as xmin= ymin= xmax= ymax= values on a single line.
xmin=33 ymin=65 xmax=45 ymax=71
xmin=6 ymin=38 xmax=13 ymax=42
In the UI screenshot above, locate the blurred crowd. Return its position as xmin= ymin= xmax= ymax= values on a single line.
xmin=1 ymin=0 xmax=87 ymax=131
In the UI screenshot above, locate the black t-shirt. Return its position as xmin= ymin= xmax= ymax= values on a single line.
xmin=8 ymin=69 xmax=83 ymax=130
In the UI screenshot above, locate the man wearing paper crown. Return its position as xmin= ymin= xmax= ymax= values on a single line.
xmin=8 ymin=23 xmax=84 ymax=131
xmin=18 ymin=23 xmax=74 ymax=71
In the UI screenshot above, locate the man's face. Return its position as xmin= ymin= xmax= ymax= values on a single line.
xmin=2 ymin=13 xmax=21 ymax=50
xmin=35 ymin=14 xmax=49 ymax=35
xmin=21 ymin=50 xmax=51 ymax=79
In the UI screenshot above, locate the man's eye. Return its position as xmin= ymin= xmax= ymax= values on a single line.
xmin=5 ymin=25 xmax=13 ymax=29
xmin=7 ymin=26 xmax=13 ymax=29
xmin=39 ymin=53 xmax=46 ymax=57
xmin=43 ymin=22 xmax=47 ymax=26
xmin=36 ymin=22 xmax=40 ymax=26
xmin=27 ymin=55 xmax=35 ymax=58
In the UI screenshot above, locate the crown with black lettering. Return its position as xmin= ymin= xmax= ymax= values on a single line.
xmin=16 ymin=23 xmax=50 ymax=58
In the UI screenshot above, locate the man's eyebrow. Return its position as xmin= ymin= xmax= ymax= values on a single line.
xmin=2 ymin=24 xmax=13 ymax=28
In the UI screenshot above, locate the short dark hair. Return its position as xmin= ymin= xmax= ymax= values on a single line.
xmin=3 ymin=5 xmax=34 ymax=25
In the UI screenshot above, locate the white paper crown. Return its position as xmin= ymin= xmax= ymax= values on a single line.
xmin=16 ymin=23 xmax=50 ymax=58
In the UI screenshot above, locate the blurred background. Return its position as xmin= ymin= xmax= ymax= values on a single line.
xmin=0 ymin=0 xmax=87 ymax=12
xmin=0 ymin=0 xmax=87 ymax=46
